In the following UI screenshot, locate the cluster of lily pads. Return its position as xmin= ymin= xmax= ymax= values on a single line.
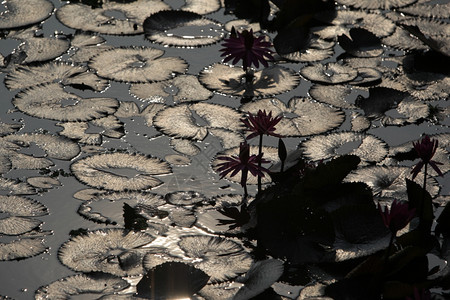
xmin=0 ymin=0 xmax=448 ymax=299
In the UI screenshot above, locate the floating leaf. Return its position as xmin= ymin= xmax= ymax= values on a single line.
xmin=56 ymin=0 xmax=170 ymax=35
xmin=240 ymin=97 xmax=345 ymax=137
xmin=338 ymin=28 xmax=383 ymax=58
xmin=301 ymin=132 xmax=388 ymax=164
xmin=335 ymin=0 xmax=416 ymax=9
xmin=399 ymin=2 xmax=450 ymax=19
xmin=26 ymin=176 xmax=61 ymax=189
xmin=71 ymin=152 xmax=171 ymax=191
xmin=165 ymin=191 xmax=207 ymax=206
xmin=78 ymin=191 xmax=166 ymax=226
xmin=0 ymin=178 xmax=36 ymax=195
xmin=233 ymin=259 xmax=284 ymax=300
xmin=154 ymin=103 xmax=243 ymax=140
xmin=69 ymin=33 xmax=114 ymax=64
xmin=130 ymin=75 xmax=213 ymax=103
xmin=178 ymin=235 xmax=253 ymax=282
xmin=89 ymin=47 xmax=188 ymax=83
xmin=344 ymin=166 xmax=440 ymax=200
xmin=144 ymin=10 xmax=224 ymax=47
xmin=0 ymin=0 xmax=53 ymax=29
xmin=170 ymin=138 xmax=201 ymax=156
xmin=136 ymin=262 xmax=209 ymax=299
xmin=165 ymin=154 xmax=191 ymax=166
xmin=35 ymin=273 xmax=130 ymax=300
xmin=4 ymin=133 xmax=80 ymax=160
xmin=381 ymin=27 xmax=428 ymax=51
xmin=300 ymin=63 xmax=358 ymax=84
xmin=168 ymin=206 xmax=197 ymax=227
xmin=58 ymin=228 xmax=155 ymax=276
xmin=0 ymin=238 xmax=46 ymax=261
xmin=5 ymin=62 xmax=108 ymax=92
xmin=180 ymin=0 xmax=221 ymax=15
xmin=199 ymin=63 xmax=300 ymax=98
xmin=0 ymin=122 xmax=21 ymax=137
xmin=13 ymin=83 xmax=119 ymax=122
xmin=309 ymin=84 xmax=356 ymax=109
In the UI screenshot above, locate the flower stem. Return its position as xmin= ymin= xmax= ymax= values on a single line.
xmin=257 ymin=134 xmax=263 ymax=194
xmin=383 ymin=232 xmax=396 ymax=274
xmin=421 ymin=163 xmax=427 ymax=220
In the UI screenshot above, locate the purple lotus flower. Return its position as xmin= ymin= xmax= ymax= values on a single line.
xmin=216 ymin=142 xmax=269 ymax=188
xmin=220 ymin=27 xmax=274 ymax=71
xmin=378 ymin=200 xmax=416 ymax=233
xmin=241 ymin=109 xmax=283 ymax=140
xmin=411 ymin=135 xmax=443 ymax=179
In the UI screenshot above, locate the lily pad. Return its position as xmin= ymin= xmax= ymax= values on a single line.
xmin=240 ymin=97 xmax=345 ymax=137
xmin=178 ymin=235 xmax=253 ymax=282
xmin=338 ymin=28 xmax=383 ymax=58
xmin=130 ymin=75 xmax=213 ymax=103
xmin=71 ymin=152 xmax=171 ymax=191
xmin=5 ymin=62 xmax=108 ymax=92
xmin=56 ymin=0 xmax=170 ymax=35
xmin=301 ymin=132 xmax=388 ymax=164
xmin=0 ymin=0 xmax=53 ymax=29
xmin=300 ymin=63 xmax=358 ymax=84
xmin=144 ymin=10 xmax=225 ymax=47
xmin=58 ymin=228 xmax=156 ymax=276
xmin=335 ymin=0 xmax=417 ymax=10
xmin=35 ymin=273 xmax=130 ymax=300
xmin=13 ymin=83 xmax=119 ymax=122
xmin=154 ymin=103 xmax=243 ymax=141
xmin=89 ymin=47 xmax=188 ymax=83
xmin=0 ymin=238 xmax=47 ymax=261
xmin=199 ymin=63 xmax=300 ymax=98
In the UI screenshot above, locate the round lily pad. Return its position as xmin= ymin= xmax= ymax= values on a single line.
xmin=89 ymin=47 xmax=188 ymax=83
xmin=300 ymin=63 xmax=358 ymax=84
xmin=5 ymin=62 xmax=108 ymax=92
xmin=154 ymin=103 xmax=243 ymax=141
xmin=301 ymin=132 xmax=388 ymax=164
xmin=71 ymin=152 xmax=171 ymax=191
xmin=144 ymin=10 xmax=225 ymax=47
xmin=130 ymin=75 xmax=213 ymax=103
xmin=0 ymin=238 xmax=47 ymax=261
xmin=344 ymin=166 xmax=440 ymax=200
xmin=240 ymin=97 xmax=345 ymax=137
xmin=335 ymin=0 xmax=416 ymax=10
xmin=13 ymin=83 xmax=119 ymax=122
xmin=199 ymin=63 xmax=300 ymax=98
xmin=56 ymin=0 xmax=170 ymax=35
xmin=58 ymin=228 xmax=156 ymax=276
xmin=35 ymin=273 xmax=130 ymax=300
xmin=0 ymin=0 xmax=53 ymax=29
xmin=178 ymin=235 xmax=253 ymax=282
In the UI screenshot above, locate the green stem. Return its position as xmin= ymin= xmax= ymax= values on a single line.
xmin=383 ymin=232 xmax=396 ymax=275
xmin=421 ymin=163 xmax=428 ymax=220
xmin=257 ymin=134 xmax=263 ymax=194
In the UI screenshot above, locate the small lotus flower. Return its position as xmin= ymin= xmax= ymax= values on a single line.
xmin=216 ymin=142 xmax=269 ymax=189
xmin=378 ymin=200 xmax=416 ymax=233
xmin=220 ymin=27 xmax=274 ymax=71
xmin=241 ymin=109 xmax=283 ymax=140
xmin=411 ymin=135 xmax=443 ymax=179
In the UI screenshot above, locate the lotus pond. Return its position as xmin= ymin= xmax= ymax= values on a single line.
xmin=0 ymin=0 xmax=449 ymax=299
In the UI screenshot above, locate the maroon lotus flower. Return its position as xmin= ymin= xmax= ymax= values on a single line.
xmin=406 ymin=287 xmax=431 ymax=300
xmin=220 ymin=27 xmax=274 ymax=71
xmin=378 ymin=200 xmax=416 ymax=233
xmin=216 ymin=142 xmax=269 ymax=189
xmin=241 ymin=109 xmax=283 ymax=140
xmin=411 ymin=135 xmax=443 ymax=179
